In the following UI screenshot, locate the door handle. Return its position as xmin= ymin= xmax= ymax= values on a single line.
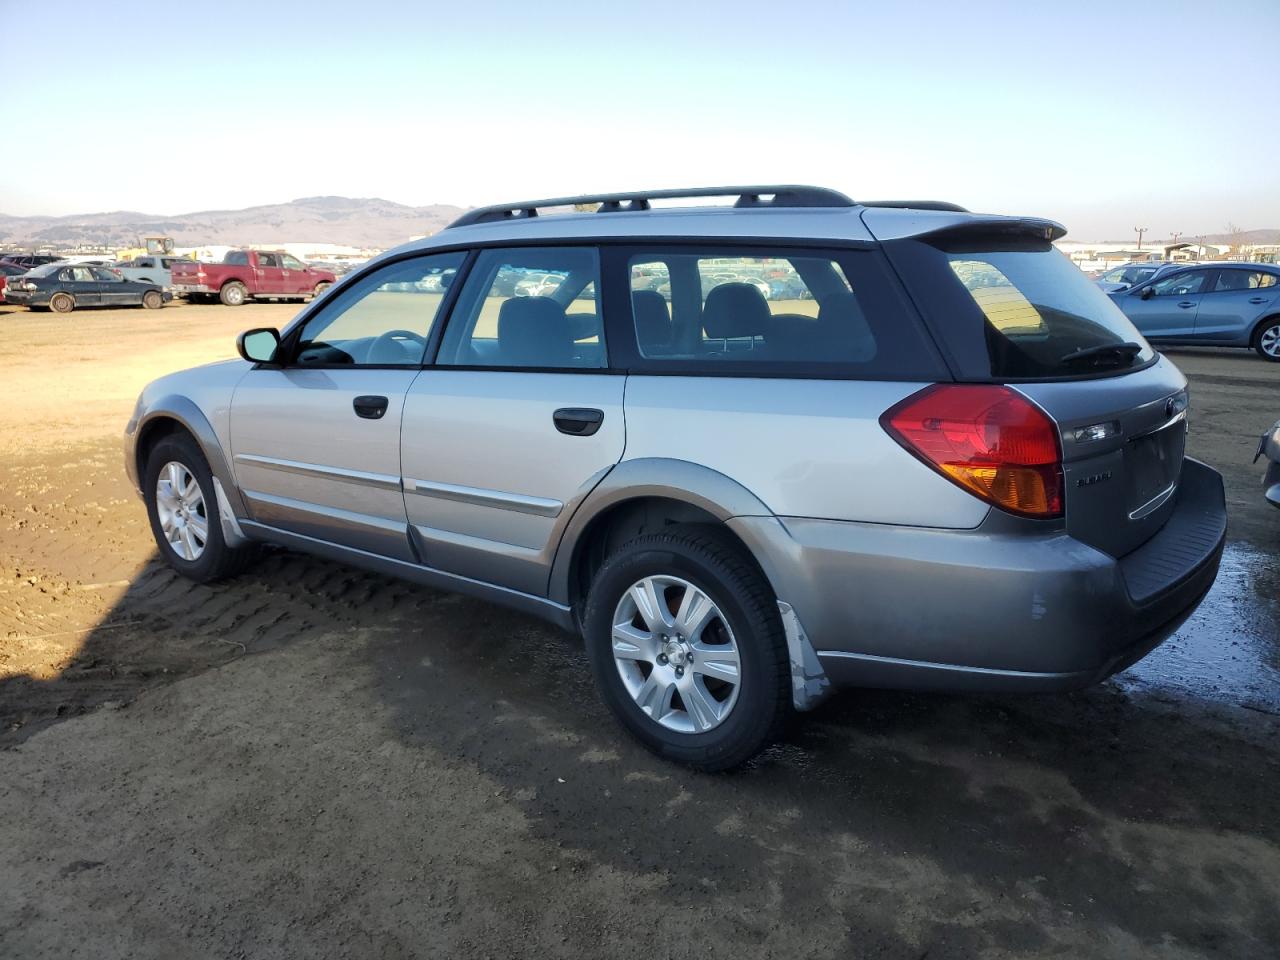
xmin=1177 ymin=301 xmax=1195 ymax=308
xmin=553 ymin=407 xmax=604 ymax=436
xmin=353 ymin=395 xmax=389 ymax=420
xmin=1250 ymin=297 xmax=1267 ymax=304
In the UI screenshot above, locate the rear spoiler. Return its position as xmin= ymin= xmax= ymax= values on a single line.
xmin=915 ymin=216 xmax=1067 ymax=243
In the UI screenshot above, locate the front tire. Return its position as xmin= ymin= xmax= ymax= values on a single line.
xmin=219 ymin=281 xmax=247 ymax=306
xmin=143 ymin=433 xmax=256 ymax=582
xmin=1254 ymin=317 xmax=1280 ymax=362
xmin=142 ymin=290 xmax=163 ymax=310
xmin=50 ymin=293 xmax=74 ymax=314
xmin=583 ymin=526 xmax=789 ymax=771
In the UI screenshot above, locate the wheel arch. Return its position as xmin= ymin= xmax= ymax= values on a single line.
xmin=1251 ymin=312 xmax=1280 ymax=345
xmin=549 ymin=458 xmax=776 ymax=613
xmin=132 ymin=395 xmax=247 ymax=520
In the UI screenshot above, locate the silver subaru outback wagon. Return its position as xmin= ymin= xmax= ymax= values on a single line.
xmin=124 ymin=186 xmax=1227 ymax=770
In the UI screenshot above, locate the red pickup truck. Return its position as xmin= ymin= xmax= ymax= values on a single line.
xmin=171 ymin=250 xmax=336 ymax=306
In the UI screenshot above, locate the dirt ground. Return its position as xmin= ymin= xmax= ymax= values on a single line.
xmin=1 ymin=299 xmax=1278 ymax=959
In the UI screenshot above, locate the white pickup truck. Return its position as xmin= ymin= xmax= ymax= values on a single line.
xmin=111 ymin=255 xmax=188 ymax=289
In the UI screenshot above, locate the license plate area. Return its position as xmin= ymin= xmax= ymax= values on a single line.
xmin=1125 ymin=418 xmax=1185 ymax=519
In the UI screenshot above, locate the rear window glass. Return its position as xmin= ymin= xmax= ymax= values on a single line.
xmin=618 ymin=247 xmax=945 ymax=379
xmin=891 ymin=238 xmax=1156 ymax=379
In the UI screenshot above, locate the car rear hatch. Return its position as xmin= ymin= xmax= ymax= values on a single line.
xmin=872 ymin=213 xmax=1190 ymax=559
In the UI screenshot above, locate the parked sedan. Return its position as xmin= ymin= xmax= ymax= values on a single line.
xmin=0 ymin=260 xmax=27 ymax=302
xmin=1095 ymin=261 xmax=1189 ymax=293
xmin=0 ymin=254 xmax=63 ymax=270
xmin=3 ymin=262 xmax=171 ymax=313
xmin=1109 ymin=262 xmax=1280 ymax=361
xmin=513 ymin=272 xmax=566 ymax=297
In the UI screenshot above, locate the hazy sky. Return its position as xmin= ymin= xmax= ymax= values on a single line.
xmin=3 ymin=0 xmax=1278 ymax=240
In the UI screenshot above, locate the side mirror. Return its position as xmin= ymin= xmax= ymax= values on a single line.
xmin=1140 ymin=286 xmax=1156 ymax=300
xmin=237 ymin=327 xmax=281 ymax=364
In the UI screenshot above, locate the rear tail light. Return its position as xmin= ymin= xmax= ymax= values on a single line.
xmin=881 ymin=384 xmax=1064 ymax=519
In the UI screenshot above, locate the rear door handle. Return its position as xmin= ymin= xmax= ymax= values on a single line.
xmin=353 ymin=395 xmax=389 ymax=420
xmin=1249 ymin=297 xmax=1268 ymax=304
xmin=1177 ymin=301 xmax=1195 ymax=308
xmin=553 ymin=407 xmax=604 ymax=436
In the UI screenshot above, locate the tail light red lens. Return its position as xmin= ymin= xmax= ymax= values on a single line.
xmin=881 ymin=384 xmax=1064 ymax=519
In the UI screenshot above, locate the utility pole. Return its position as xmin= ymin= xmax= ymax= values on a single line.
xmin=1134 ymin=226 xmax=1148 ymax=251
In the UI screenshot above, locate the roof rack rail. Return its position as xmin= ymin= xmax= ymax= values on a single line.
xmin=448 ymin=185 xmax=856 ymax=228
xmin=860 ymin=200 xmax=970 ymax=213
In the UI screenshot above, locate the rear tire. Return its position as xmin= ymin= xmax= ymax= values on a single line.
xmin=583 ymin=526 xmax=789 ymax=771
xmin=1254 ymin=317 xmax=1280 ymax=361
xmin=142 ymin=290 xmax=163 ymax=310
xmin=50 ymin=293 xmax=74 ymax=314
xmin=143 ymin=433 xmax=257 ymax=582
xmin=220 ymin=281 xmax=247 ymax=306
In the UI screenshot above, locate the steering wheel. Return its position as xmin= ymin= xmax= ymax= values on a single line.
xmin=367 ymin=329 xmax=426 ymax=364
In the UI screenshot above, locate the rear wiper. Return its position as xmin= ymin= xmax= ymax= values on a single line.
xmin=1058 ymin=341 xmax=1144 ymax=366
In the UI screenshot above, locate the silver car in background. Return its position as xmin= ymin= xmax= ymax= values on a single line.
xmin=124 ymin=186 xmax=1227 ymax=769
xmin=1095 ymin=260 xmax=1189 ymax=294
xmin=1258 ymin=419 xmax=1280 ymax=508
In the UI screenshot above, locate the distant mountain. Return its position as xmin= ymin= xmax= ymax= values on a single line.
xmin=0 ymin=196 xmax=467 ymax=250
xmin=1099 ymin=228 xmax=1280 ymax=246
xmin=1193 ymin=228 xmax=1280 ymax=245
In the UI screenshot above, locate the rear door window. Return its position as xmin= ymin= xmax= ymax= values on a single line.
xmin=435 ymin=247 xmax=605 ymax=369
xmin=1212 ymin=269 xmax=1279 ymax=292
xmin=610 ymin=246 xmax=945 ymax=379
xmin=886 ymin=237 xmax=1157 ymax=380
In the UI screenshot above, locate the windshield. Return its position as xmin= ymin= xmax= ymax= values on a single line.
xmin=889 ymin=237 xmax=1156 ymax=380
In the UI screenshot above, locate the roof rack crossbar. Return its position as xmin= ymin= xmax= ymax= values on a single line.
xmin=448 ymin=185 xmax=856 ymax=228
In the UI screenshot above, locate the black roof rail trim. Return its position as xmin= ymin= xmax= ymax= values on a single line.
xmin=448 ymin=185 xmax=856 ymax=228
xmin=860 ymin=200 xmax=971 ymax=213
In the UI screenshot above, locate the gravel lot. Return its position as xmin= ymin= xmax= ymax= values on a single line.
xmin=1 ymin=299 xmax=1277 ymax=959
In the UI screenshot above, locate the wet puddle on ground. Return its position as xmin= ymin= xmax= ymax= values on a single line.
xmin=1120 ymin=542 xmax=1280 ymax=713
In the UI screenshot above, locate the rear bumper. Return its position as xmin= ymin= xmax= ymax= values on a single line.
xmin=174 ymin=283 xmax=214 ymax=294
xmin=730 ymin=458 xmax=1226 ymax=694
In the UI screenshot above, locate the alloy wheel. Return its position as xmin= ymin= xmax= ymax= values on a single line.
xmin=154 ymin=460 xmax=209 ymax=561
xmin=1261 ymin=323 xmax=1280 ymax=359
xmin=611 ymin=575 xmax=742 ymax=733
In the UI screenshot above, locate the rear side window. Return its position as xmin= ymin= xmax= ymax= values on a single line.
xmin=613 ymin=246 xmax=945 ymax=379
xmin=225 ymin=251 xmax=249 ymax=265
xmin=888 ymin=238 xmax=1157 ymax=380
xmin=436 ymin=247 xmax=605 ymax=369
xmin=1213 ymin=269 xmax=1278 ymax=292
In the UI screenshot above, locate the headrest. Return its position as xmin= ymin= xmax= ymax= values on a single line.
xmin=497 ymin=296 xmax=573 ymax=366
xmin=702 ymin=282 xmax=772 ymax=340
xmin=632 ymin=290 xmax=672 ymax=351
